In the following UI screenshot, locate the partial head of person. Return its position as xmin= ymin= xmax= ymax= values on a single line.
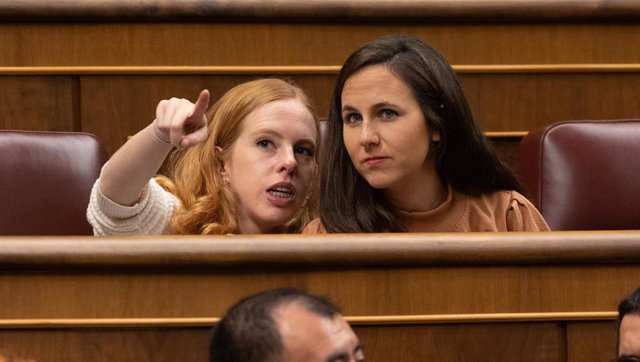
xmin=210 ymin=288 xmax=363 ymax=362
xmin=159 ymin=78 xmax=319 ymax=234
xmin=320 ymin=34 xmax=521 ymax=232
xmin=616 ymin=287 xmax=640 ymax=361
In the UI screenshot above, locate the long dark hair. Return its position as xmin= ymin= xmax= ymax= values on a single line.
xmin=320 ymin=34 xmax=522 ymax=233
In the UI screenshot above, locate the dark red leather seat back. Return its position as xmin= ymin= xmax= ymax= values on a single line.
xmin=0 ymin=131 xmax=108 ymax=235
xmin=519 ymin=120 xmax=640 ymax=230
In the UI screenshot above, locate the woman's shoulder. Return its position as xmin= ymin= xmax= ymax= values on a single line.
xmin=480 ymin=189 xmax=533 ymax=207
xmin=505 ymin=190 xmax=536 ymax=206
xmin=460 ymin=189 xmax=549 ymax=231
xmin=302 ymin=218 xmax=327 ymax=234
xmin=497 ymin=190 xmax=550 ymax=231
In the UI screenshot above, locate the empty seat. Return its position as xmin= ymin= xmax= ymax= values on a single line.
xmin=518 ymin=120 xmax=640 ymax=230
xmin=0 ymin=130 xmax=108 ymax=235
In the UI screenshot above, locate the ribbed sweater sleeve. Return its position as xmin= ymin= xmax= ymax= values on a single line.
xmin=86 ymin=178 xmax=178 ymax=235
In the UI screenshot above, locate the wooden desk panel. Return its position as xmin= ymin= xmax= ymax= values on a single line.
xmin=0 ymin=321 xmax=575 ymax=362
xmin=0 ymin=265 xmax=635 ymax=319
xmin=0 ymin=327 xmax=210 ymax=362
xmin=356 ymin=322 xmax=566 ymax=362
xmin=0 ymin=233 xmax=638 ymax=361
xmin=1 ymin=232 xmax=639 ymax=318
xmin=566 ymin=322 xmax=617 ymax=362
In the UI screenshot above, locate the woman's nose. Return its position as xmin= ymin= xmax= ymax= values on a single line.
xmin=278 ymin=148 xmax=297 ymax=173
xmin=360 ymin=120 xmax=380 ymax=147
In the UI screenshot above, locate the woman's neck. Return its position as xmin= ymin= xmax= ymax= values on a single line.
xmin=384 ymin=169 xmax=447 ymax=213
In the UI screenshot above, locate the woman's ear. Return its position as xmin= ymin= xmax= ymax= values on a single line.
xmin=215 ymin=146 xmax=229 ymax=180
xmin=431 ymin=130 xmax=441 ymax=142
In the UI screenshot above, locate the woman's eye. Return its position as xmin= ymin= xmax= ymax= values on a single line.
xmin=256 ymin=139 xmax=273 ymax=148
xmin=343 ymin=113 xmax=362 ymax=124
xmin=381 ymin=109 xmax=397 ymax=119
xmin=295 ymin=146 xmax=314 ymax=157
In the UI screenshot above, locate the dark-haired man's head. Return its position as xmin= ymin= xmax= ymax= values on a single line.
xmin=617 ymin=287 xmax=640 ymax=361
xmin=209 ymin=288 xmax=364 ymax=362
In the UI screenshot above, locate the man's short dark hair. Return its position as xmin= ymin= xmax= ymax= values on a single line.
xmin=618 ymin=287 xmax=640 ymax=328
xmin=616 ymin=287 xmax=640 ymax=352
xmin=209 ymin=288 xmax=341 ymax=362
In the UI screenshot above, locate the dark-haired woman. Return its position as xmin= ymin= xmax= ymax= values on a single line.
xmin=304 ymin=35 xmax=548 ymax=233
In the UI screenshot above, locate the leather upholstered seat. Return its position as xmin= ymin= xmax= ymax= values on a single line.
xmin=518 ymin=120 xmax=640 ymax=230
xmin=0 ymin=130 xmax=108 ymax=235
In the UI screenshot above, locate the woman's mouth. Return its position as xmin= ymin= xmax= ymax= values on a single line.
xmin=268 ymin=186 xmax=294 ymax=199
xmin=364 ymin=157 xmax=388 ymax=166
xmin=266 ymin=182 xmax=297 ymax=207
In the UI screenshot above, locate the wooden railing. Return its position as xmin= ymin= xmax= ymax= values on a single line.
xmin=1 ymin=0 xmax=639 ymax=22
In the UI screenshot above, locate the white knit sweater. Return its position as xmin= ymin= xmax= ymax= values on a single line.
xmin=87 ymin=178 xmax=178 ymax=235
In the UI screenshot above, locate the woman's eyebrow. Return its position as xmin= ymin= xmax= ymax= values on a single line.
xmin=371 ymin=101 xmax=395 ymax=111
xmin=248 ymin=128 xmax=280 ymax=137
xmin=341 ymin=105 xmax=358 ymax=113
xmin=343 ymin=102 xmax=395 ymax=113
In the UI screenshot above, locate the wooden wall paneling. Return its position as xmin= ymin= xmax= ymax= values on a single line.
xmin=80 ymin=75 xmax=221 ymax=156
xmin=0 ymin=76 xmax=75 ymax=131
xmin=1 ymin=23 xmax=640 ymax=67
xmin=460 ymin=72 xmax=640 ymax=132
xmin=2 ymin=4 xmax=640 ymax=159
xmin=566 ymin=321 xmax=617 ymax=362
xmin=79 ymin=74 xmax=336 ymax=155
xmin=77 ymin=70 xmax=640 ymax=159
xmin=486 ymin=135 xmax=522 ymax=173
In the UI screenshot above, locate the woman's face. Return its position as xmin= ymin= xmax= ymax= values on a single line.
xmin=341 ymin=64 xmax=440 ymax=198
xmin=221 ymin=98 xmax=317 ymax=234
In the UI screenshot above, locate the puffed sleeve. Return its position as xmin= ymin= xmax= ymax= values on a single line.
xmin=506 ymin=191 xmax=550 ymax=231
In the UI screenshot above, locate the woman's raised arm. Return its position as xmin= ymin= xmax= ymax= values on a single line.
xmin=98 ymin=89 xmax=210 ymax=206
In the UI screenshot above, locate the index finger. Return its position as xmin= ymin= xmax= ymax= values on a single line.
xmin=183 ymin=89 xmax=210 ymax=136
xmin=191 ymin=89 xmax=210 ymax=118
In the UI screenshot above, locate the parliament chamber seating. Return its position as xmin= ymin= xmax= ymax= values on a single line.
xmin=518 ymin=120 xmax=640 ymax=231
xmin=0 ymin=130 xmax=108 ymax=235
xmin=2 ymin=1 xmax=640 ymax=361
